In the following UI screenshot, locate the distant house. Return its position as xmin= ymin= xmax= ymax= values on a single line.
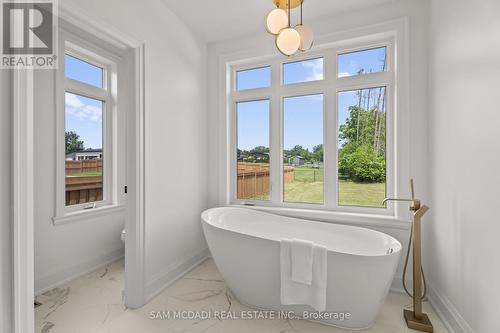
xmin=66 ymin=149 xmax=102 ymax=161
xmin=289 ymin=156 xmax=304 ymax=167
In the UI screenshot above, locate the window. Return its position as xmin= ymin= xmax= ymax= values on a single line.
xmin=237 ymin=66 xmax=271 ymax=91
xmin=338 ymin=87 xmax=387 ymax=207
xmin=64 ymin=54 xmax=108 ymax=208
xmin=338 ymin=47 xmax=386 ymax=77
xmin=283 ymin=94 xmax=324 ymax=204
xmin=283 ymin=57 xmax=324 ymax=85
xmin=229 ymin=37 xmax=398 ymax=215
xmin=57 ymin=39 xmax=117 ymax=214
xmin=64 ymin=54 xmax=104 ymax=88
xmin=65 ymin=92 xmax=104 ymax=206
xmin=237 ymin=100 xmax=270 ymax=201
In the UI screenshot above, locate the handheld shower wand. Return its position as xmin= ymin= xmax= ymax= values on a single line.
xmin=383 ymin=179 xmax=433 ymax=333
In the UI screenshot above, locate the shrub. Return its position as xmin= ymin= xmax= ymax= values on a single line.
xmin=339 ymin=143 xmax=386 ymax=182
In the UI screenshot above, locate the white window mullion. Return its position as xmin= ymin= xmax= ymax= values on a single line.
xmin=336 ymin=72 xmax=392 ymax=92
xmin=65 ymin=78 xmax=108 ymax=101
xmin=270 ymin=61 xmax=282 ymax=204
xmin=233 ymin=88 xmax=273 ymax=102
xmin=324 ymin=52 xmax=338 ymax=210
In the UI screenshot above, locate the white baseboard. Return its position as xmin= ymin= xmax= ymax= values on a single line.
xmin=145 ymin=248 xmax=211 ymax=302
xmin=35 ymin=247 xmax=124 ymax=295
xmin=390 ymin=274 xmax=408 ymax=294
xmin=427 ymin=284 xmax=474 ymax=333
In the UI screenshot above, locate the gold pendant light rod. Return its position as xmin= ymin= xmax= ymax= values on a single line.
xmin=273 ymin=0 xmax=303 ymax=10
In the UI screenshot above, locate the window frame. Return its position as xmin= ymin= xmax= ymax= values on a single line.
xmin=229 ymin=37 xmax=398 ymax=217
xmin=54 ymin=29 xmax=120 ymax=219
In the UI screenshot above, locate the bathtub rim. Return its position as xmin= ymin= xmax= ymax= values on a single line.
xmin=228 ymin=204 xmax=412 ymax=231
xmin=202 ymin=207 xmax=402 ymax=258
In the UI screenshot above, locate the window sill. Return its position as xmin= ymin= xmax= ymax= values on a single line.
xmin=229 ymin=204 xmax=411 ymax=230
xmin=52 ymin=204 xmax=125 ymax=226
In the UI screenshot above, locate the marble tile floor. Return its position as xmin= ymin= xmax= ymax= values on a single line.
xmin=35 ymin=258 xmax=448 ymax=333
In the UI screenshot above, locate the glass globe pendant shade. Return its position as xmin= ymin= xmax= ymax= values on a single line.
xmin=266 ymin=8 xmax=289 ymax=35
xmin=276 ymin=28 xmax=301 ymax=56
xmin=295 ymin=24 xmax=314 ymax=51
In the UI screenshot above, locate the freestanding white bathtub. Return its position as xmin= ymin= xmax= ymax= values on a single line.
xmin=201 ymin=207 xmax=402 ymax=329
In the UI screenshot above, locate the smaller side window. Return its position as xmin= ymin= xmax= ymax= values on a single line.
xmin=63 ymin=51 xmax=109 ymax=209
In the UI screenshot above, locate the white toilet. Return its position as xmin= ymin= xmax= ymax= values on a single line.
xmin=121 ymin=229 xmax=126 ymax=245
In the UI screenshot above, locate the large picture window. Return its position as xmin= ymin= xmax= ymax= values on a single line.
xmin=230 ymin=38 xmax=397 ymax=215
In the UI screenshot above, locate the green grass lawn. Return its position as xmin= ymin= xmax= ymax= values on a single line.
xmin=66 ymin=172 xmax=102 ymax=177
xmin=250 ymin=166 xmax=385 ymax=207
xmin=292 ymin=166 xmax=324 ymax=182
xmin=284 ymin=181 xmax=324 ymax=204
xmin=338 ymin=180 xmax=386 ymax=207
xmin=284 ymin=180 xmax=385 ymax=207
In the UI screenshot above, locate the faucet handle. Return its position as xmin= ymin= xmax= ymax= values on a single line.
xmin=382 ymin=179 xmax=421 ymax=211
xmin=382 ymin=197 xmax=421 ymax=211
xmin=382 ymin=197 xmax=412 ymax=205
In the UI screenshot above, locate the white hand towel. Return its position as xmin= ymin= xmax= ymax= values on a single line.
xmin=291 ymin=239 xmax=314 ymax=285
xmin=280 ymin=239 xmax=328 ymax=312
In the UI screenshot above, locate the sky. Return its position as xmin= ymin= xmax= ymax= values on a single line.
xmin=64 ymin=54 xmax=104 ymax=150
xmin=237 ymin=47 xmax=386 ymax=152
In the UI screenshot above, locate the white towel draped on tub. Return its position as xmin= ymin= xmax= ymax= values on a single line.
xmin=280 ymin=239 xmax=327 ymax=312
xmin=291 ymin=239 xmax=314 ymax=285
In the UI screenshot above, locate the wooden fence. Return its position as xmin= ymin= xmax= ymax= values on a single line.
xmin=65 ymin=160 xmax=103 ymax=206
xmin=237 ymin=163 xmax=294 ymax=199
xmin=66 ymin=159 xmax=103 ymax=175
xmin=65 ymin=176 xmax=103 ymax=206
xmin=64 ymin=160 xmax=296 ymax=204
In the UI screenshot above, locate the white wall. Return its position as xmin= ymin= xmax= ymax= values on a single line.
xmin=427 ymin=1 xmax=500 ymax=332
xmin=0 ymin=69 xmax=12 ymax=333
xmin=207 ymin=0 xmax=429 ymax=285
xmin=57 ymin=0 xmax=209 ymax=300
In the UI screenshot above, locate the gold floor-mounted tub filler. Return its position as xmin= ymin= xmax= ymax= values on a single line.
xmin=383 ymin=179 xmax=433 ymax=333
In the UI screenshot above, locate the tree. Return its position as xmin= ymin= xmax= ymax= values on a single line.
xmin=249 ymin=146 xmax=269 ymax=154
xmin=65 ymin=131 xmax=85 ymax=154
xmin=312 ymin=144 xmax=323 ymax=162
xmin=338 ymin=91 xmax=387 ymax=182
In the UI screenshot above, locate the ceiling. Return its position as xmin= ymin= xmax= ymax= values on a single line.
xmin=161 ymin=0 xmax=399 ymax=43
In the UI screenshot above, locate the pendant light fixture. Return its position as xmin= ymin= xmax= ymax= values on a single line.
xmin=265 ymin=0 xmax=314 ymax=56
xmin=266 ymin=8 xmax=288 ymax=35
